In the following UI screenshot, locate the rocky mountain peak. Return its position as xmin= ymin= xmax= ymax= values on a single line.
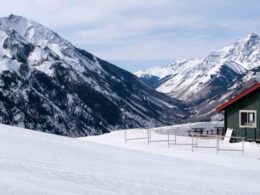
xmin=0 ymin=15 xmax=188 ymax=137
xmin=246 ymin=33 xmax=259 ymax=40
xmin=0 ymin=14 xmax=70 ymax=50
xmin=218 ymin=33 xmax=260 ymax=70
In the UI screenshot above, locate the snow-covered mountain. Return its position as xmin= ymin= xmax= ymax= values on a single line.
xmin=0 ymin=14 xmax=188 ymax=137
xmin=191 ymin=67 xmax=260 ymax=121
xmin=136 ymin=33 xmax=260 ymax=120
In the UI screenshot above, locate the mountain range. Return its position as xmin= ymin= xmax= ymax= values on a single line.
xmin=1 ymin=14 xmax=259 ymax=135
xmin=0 ymin=14 xmax=188 ymax=137
xmin=136 ymin=33 xmax=260 ymax=121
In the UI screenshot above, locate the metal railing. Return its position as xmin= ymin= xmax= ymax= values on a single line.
xmin=192 ymin=134 xmax=245 ymax=155
xmin=217 ymin=135 xmax=245 ymax=155
xmin=191 ymin=134 xmax=219 ymax=153
xmin=147 ymin=129 xmax=175 ymax=146
xmin=124 ymin=129 xmax=245 ymax=155
xmin=168 ymin=130 xmax=197 ymax=148
xmin=146 ymin=129 xmax=194 ymax=147
xmin=124 ymin=129 xmax=149 ymax=144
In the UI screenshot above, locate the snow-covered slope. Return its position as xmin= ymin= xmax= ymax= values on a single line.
xmin=135 ymin=59 xmax=202 ymax=88
xmin=0 ymin=14 xmax=188 ymax=136
xmin=1 ymin=123 xmax=260 ymax=194
xmin=136 ymin=33 xmax=260 ymax=120
xmin=220 ymin=33 xmax=260 ymax=70
xmin=191 ymin=67 xmax=260 ymax=122
xmin=136 ymin=33 xmax=260 ymax=101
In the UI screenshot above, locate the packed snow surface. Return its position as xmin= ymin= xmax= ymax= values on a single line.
xmin=1 ymin=123 xmax=260 ymax=195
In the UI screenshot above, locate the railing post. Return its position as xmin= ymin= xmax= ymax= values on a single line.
xmin=168 ymin=130 xmax=170 ymax=148
xmin=147 ymin=129 xmax=150 ymax=145
xmin=192 ymin=134 xmax=194 ymax=152
xmin=124 ymin=130 xmax=127 ymax=144
xmin=242 ymin=138 xmax=245 ymax=156
xmin=175 ymin=129 xmax=177 ymax=144
xmin=196 ymin=134 xmax=198 ymax=149
xmin=216 ymin=135 xmax=219 ymax=154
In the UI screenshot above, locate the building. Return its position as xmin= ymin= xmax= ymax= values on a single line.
xmin=216 ymin=83 xmax=260 ymax=142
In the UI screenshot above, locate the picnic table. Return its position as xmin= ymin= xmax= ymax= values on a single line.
xmin=215 ymin=127 xmax=224 ymax=135
xmin=189 ymin=128 xmax=205 ymax=136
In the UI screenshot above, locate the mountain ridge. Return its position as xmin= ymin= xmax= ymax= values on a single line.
xmin=136 ymin=33 xmax=260 ymax=121
xmin=0 ymin=14 xmax=188 ymax=136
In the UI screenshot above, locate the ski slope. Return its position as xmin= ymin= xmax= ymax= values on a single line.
xmin=1 ymin=124 xmax=260 ymax=195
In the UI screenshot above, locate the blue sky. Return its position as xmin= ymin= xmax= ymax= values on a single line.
xmin=1 ymin=0 xmax=260 ymax=72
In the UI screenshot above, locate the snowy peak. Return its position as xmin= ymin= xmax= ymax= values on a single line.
xmin=244 ymin=33 xmax=260 ymax=43
xmin=136 ymin=33 xmax=260 ymax=87
xmin=137 ymin=33 xmax=260 ymax=79
xmin=246 ymin=32 xmax=259 ymax=40
xmin=1 ymin=14 xmax=41 ymax=42
xmin=4 ymin=14 xmax=34 ymax=36
xmin=0 ymin=14 xmax=64 ymax=46
xmin=219 ymin=33 xmax=260 ymax=69
xmin=135 ymin=59 xmax=201 ymax=79
xmin=0 ymin=15 xmax=188 ymax=136
xmin=0 ymin=14 xmax=76 ymax=62
xmin=136 ymin=33 xmax=260 ymax=121
xmin=201 ymin=33 xmax=260 ymax=72
xmin=0 ymin=14 xmax=101 ymax=76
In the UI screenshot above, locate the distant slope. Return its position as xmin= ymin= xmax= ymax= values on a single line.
xmin=136 ymin=33 xmax=260 ymax=120
xmin=191 ymin=67 xmax=260 ymax=122
xmin=0 ymin=14 xmax=188 ymax=137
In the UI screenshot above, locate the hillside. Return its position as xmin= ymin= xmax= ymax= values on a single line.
xmin=136 ymin=33 xmax=260 ymax=120
xmin=0 ymin=14 xmax=188 ymax=136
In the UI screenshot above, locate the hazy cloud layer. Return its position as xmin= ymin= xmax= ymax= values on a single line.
xmin=1 ymin=0 xmax=260 ymax=71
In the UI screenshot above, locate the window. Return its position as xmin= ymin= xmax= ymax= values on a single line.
xmin=239 ymin=110 xmax=256 ymax=128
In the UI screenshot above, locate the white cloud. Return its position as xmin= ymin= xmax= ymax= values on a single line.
xmin=0 ymin=0 xmax=260 ymax=69
xmin=93 ymin=35 xmax=229 ymax=61
xmin=0 ymin=0 xmax=173 ymax=27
